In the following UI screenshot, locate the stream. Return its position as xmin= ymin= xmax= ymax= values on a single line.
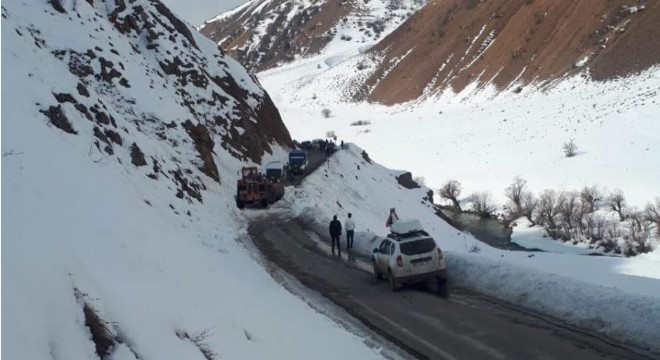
xmin=438 ymin=209 xmax=536 ymax=251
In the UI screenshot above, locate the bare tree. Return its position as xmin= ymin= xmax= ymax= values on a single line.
xmin=520 ymin=191 xmax=538 ymax=225
xmin=625 ymin=209 xmax=653 ymax=256
xmin=469 ymin=191 xmax=497 ymax=218
xmin=321 ymin=108 xmax=332 ymax=118
xmin=536 ymin=189 xmax=566 ymax=236
xmin=563 ymin=139 xmax=578 ymax=157
xmin=438 ymin=180 xmax=462 ymax=211
xmin=504 ymin=177 xmax=527 ymax=214
xmin=606 ymin=189 xmax=626 ymax=221
xmin=558 ymin=191 xmax=581 ymax=240
xmin=602 ymin=221 xmax=621 ymax=253
xmin=645 ymin=198 xmax=660 ymax=235
xmin=584 ymin=213 xmax=608 ymax=243
xmin=580 ymin=185 xmax=603 ymax=212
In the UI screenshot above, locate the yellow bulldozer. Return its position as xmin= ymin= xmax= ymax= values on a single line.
xmin=235 ymin=166 xmax=284 ymax=209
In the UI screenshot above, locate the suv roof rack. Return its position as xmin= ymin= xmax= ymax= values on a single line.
xmin=387 ymin=230 xmax=429 ymax=241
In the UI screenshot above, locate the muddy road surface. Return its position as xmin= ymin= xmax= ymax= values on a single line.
xmin=249 ymin=214 xmax=657 ymax=360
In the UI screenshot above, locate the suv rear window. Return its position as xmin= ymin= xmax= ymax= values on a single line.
xmin=400 ymin=238 xmax=436 ymax=255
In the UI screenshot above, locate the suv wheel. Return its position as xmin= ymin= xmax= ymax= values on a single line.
xmin=373 ymin=261 xmax=381 ymax=280
xmin=388 ymin=270 xmax=399 ymax=292
xmin=427 ymin=276 xmax=445 ymax=294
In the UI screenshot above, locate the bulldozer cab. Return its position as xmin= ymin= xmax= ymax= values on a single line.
xmin=241 ymin=166 xmax=260 ymax=179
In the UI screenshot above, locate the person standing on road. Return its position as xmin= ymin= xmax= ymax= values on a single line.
xmin=345 ymin=213 xmax=355 ymax=249
xmin=329 ymin=215 xmax=342 ymax=256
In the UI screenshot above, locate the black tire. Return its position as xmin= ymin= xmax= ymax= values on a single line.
xmin=425 ymin=276 xmax=439 ymax=293
xmin=388 ymin=270 xmax=399 ymax=292
xmin=235 ymin=195 xmax=245 ymax=209
xmin=427 ymin=276 xmax=447 ymax=294
xmin=373 ymin=261 xmax=382 ymax=280
xmin=267 ymin=186 xmax=275 ymax=204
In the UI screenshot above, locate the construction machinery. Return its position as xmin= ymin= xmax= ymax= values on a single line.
xmin=236 ymin=166 xmax=285 ymax=209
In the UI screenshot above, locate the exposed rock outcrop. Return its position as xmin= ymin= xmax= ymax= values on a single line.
xmin=9 ymin=0 xmax=292 ymax=203
xmin=183 ymin=120 xmax=220 ymax=183
xmin=396 ymin=172 xmax=420 ymax=189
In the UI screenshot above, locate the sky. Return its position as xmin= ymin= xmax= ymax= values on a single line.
xmin=160 ymin=0 xmax=250 ymax=26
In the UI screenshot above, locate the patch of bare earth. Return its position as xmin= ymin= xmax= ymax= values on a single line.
xmin=366 ymin=0 xmax=659 ymax=104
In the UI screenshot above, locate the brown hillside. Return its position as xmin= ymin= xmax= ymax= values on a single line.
xmin=200 ymin=0 xmax=353 ymax=71
xmin=367 ymin=0 xmax=659 ymax=104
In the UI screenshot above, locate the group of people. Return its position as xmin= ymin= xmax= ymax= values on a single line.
xmin=328 ymin=213 xmax=355 ymax=256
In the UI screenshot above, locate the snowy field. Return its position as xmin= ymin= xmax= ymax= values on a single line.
xmin=260 ymin=59 xmax=660 ymax=209
xmin=280 ymin=145 xmax=660 ymax=352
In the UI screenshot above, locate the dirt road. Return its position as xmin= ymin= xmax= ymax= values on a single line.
xmin=249 ymin=214 xmax=657 ymax=360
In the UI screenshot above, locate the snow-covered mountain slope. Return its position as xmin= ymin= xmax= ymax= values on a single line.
xmin=261 ymin=57 xmax=660 ymax=209
xmin=1 ymin=1 xmax=388 ymax=359
xmin=204 ymin=0 xmax=659 ymax=104
xmin=199 ymin=0 xmax=427 ymax=72
xmin=280 ymin=144 xmax=660 ymax=352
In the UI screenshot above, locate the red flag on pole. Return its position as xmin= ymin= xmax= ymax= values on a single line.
xmin=385 ymin=208 xmax=399 ymax=227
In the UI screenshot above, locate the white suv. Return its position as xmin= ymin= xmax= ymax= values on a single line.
xmin=372 ymin=222 xmax=447 ymax=292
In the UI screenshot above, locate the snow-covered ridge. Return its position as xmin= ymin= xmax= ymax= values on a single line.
xmin=199 ymin=0 xmax=427 ymax=72
xmin=205 ymin=0 xmax=659 ymax=104
xmin=1 ymin=1 xmax=389 ymax=359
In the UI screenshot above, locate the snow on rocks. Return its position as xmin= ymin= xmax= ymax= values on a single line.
xmin=1 ymin=1 xmax=386 ymax=359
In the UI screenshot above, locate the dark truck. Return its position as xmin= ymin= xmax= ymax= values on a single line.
xmin=287 ymin=150 xmax=308 ymax=176
xmin=265 ymin=161 xmax=285 ymax=181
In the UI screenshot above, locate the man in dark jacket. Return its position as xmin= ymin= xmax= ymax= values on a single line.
xmin=329 ymin=215 xmax=342 ymax=256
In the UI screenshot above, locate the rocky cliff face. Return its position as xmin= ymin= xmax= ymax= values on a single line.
xmin=3 ymin=0 xmax=291 ymax=203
